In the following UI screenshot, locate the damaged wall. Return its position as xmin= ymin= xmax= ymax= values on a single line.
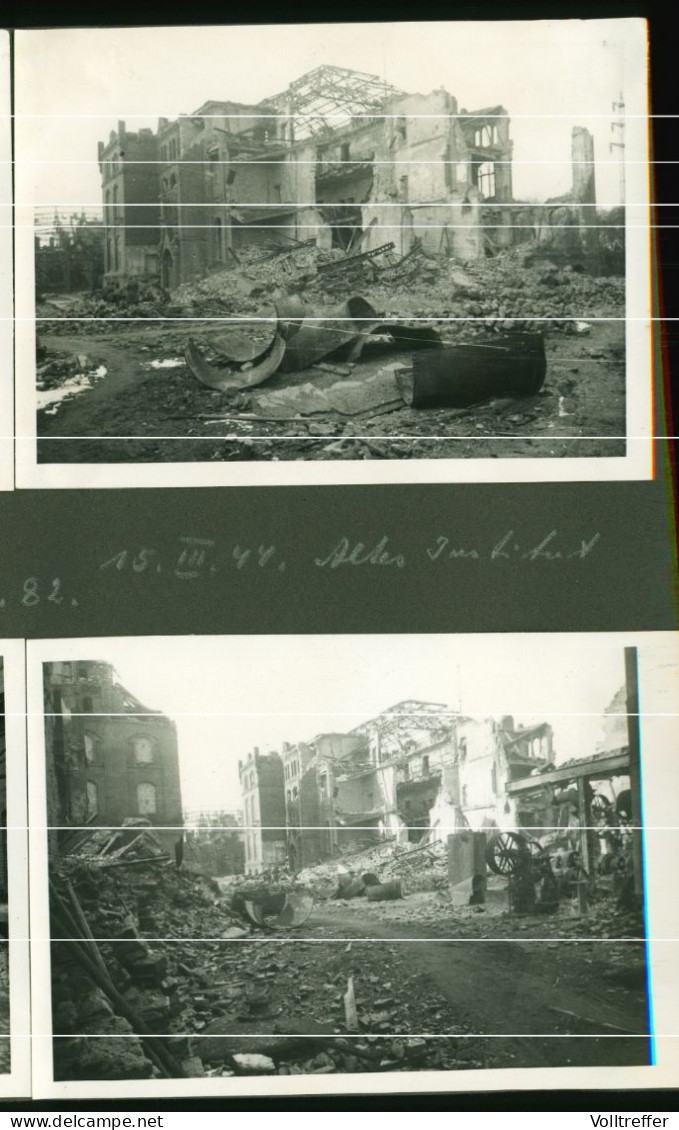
xmin=456 ymin=717 xmax=516 ymax=830
xmin=597 ymin=685 xmax=628 ymax=754
xmin=99 ymin=122 xmax=160 ymax=283
xmin=44 ymin=661 xmax=183 ymax=840
xmin=395 ymin=734 xmax=459 ymax=843
xmin=239 ymin=749 xmax=286 ymax=874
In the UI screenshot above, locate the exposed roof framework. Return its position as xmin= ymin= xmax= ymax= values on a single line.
xmin=266 ymin=64 xmax=405 ymax=140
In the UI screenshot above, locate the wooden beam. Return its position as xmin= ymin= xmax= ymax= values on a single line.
xmin=506 ymin=750 xmax=630 ymax=794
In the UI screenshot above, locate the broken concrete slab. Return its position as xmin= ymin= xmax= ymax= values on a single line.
xmin=194 ymin=1016 xmax=339 ymax=1065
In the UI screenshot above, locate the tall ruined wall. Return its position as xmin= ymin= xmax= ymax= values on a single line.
xmin=457 ymin=717 xmax=504 ymax=828
xmin=80 ymin=716 xmax=182 ymax=829
xmin=572 ymin=126 xmax=596 ymax=204
xmin=254 ymin=753 xmax=286 ymax=841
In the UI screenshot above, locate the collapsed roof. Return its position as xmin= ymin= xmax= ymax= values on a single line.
xmin=265 ymin=64 xmax=406 ymax=139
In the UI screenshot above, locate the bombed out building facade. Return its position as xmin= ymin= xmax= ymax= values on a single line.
xmin=44 ymin=661 xmax=183 ymax=842
xmin=98 ymin=64 xmax=604 ymax=290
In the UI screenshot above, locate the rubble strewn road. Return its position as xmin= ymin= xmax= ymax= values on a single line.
xmin=51 ymin=860 xmax=649 ymax=1081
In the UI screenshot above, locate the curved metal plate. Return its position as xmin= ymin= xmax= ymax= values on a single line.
xmin=185 ymin=334 xmax=286 ymax=392
xmin=242 ymin=891 xmax=314 ymax=929
xmin=209 ymin=323 xmax=277 ymax=364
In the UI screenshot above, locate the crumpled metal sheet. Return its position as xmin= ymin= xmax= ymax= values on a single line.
xmin=275 ymin=295 xmax=381 ymax=373
xmin=242 ymin=891 xmax=314 ymax=929
xmin=184 ymin=296 xmax=443 ymax=391
xmin=185 ymin=333 xmax=286 ymax=392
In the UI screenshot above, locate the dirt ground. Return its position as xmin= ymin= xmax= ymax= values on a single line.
xmin=125 ymin=891 xmax=650 ymax=1078
xmin=35 ymin=251 xmax=626 ymax=465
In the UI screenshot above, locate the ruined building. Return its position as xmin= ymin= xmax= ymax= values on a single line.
xmin=44 ymin=661 xmax=183 ymax=842
xmin=98 ymin=65 xmax=528 ymax=288
xmin=239 ymin=701 xmax=555 ymax=873
xmin=238 ymin=749 xmax=287 ymax=874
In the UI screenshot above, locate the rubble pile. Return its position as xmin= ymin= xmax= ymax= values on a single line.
xmin=171 ymin=244 xmax=344 ymax=316
xmin=167 ymin=244 xmax=625 ymax=336
xmin=37 ymin=282 xmax=170 ymax=330
xmin=296 ymin=836 xmax=449 ymax=899
xmin=368 ymin=250 xmax=625 ymax=338
xmin=49 ymin=853 xmax=482 ymax=1081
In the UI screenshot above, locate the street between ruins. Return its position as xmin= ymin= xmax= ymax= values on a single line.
xmin=35 ymin=310 xmax=626 ymax=466
xmin=50 ymin=864 xmax=650 ymax=1082
xmin=234 ymin=897 xmax=650 ymax=1071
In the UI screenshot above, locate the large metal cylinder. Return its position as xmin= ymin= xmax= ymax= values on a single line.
xmin=402 ymin=332 xmax=547 ymax=409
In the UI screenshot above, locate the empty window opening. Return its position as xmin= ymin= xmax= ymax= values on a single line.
xmin=86 ymin=781 xmax=99 ymax=819
xmin=133 ymin=737 xmax=154 ymax=764
xmin=137 ymin=782 xmax=157 ymax=816
xmin=477 ymin=162 xmax=496 ymax=199
xmin=473 ymin=125 xmax=500 ymax=148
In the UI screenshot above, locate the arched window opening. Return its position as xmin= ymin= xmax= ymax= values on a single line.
xmin=137 ymin=782 xmax=157 ymax=816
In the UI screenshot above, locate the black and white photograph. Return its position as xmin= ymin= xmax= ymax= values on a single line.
xmin=26 ymin=633 xmax=679 ymax=1099
xmin=14 ymin=19 xmax=651 ymax=489
xmin=0 ymin=642 xmax=33 ymax=1099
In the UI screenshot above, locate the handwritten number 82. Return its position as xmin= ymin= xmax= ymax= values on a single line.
xmin=22 ymin=577 xmax=63 ymax=606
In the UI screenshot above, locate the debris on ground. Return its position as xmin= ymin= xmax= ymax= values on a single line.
xmin=35 ymin=242 xmax=626 ymax=464
xmin=48 ymin=812 xmax=648 ymax=1083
